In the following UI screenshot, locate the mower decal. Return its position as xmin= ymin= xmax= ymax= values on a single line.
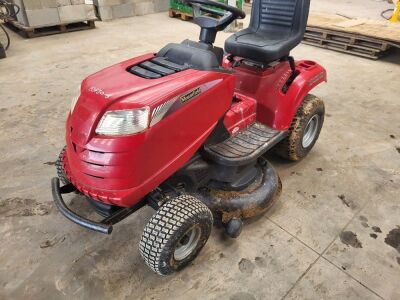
xmin=88 ymin=87 xmax=112 ymax=99
xmin=180 ymin=87 xmax=201 ymax=104
xmin=150 ymin=99 xmax=176 ymax=127
xmin=308 ymin=71 xmax=326 ymax=87
xmin=150 ymin=79 xmax=222 ymax=126
xmin=275 ymin=69 xmax=292 ymax=91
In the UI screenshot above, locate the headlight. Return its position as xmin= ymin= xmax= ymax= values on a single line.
xmin=95 ymin=107 xmax=150 ymax=136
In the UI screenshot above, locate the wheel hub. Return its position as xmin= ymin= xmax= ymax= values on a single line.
xmin=174 ymin=225 xmax=201 ymax=261
xmin=302 ymin=114 xmax=320 ymax=148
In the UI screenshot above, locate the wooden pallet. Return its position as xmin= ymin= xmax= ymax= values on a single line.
xmin=303 ymin=26 xmax=392 ymax=60
xmin=169 ymin=9 xmax=192 ymax=21
xmin=308 ymin=13 xmax=400 ymax=46
xmin=5 ymin=18 xmax=96 ymax=38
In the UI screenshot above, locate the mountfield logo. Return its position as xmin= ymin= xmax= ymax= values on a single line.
xmin=180 ymin=87 xmax=201 ymax=103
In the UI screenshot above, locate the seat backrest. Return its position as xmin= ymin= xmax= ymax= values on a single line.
xmin=250 ymin=0 xmax=310 ymax=36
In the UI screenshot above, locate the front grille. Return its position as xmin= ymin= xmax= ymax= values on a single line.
xmin=83 ymin=173 xmax=104 ymax=179
xmin=128 ymin=57 xmax=188 ymax=79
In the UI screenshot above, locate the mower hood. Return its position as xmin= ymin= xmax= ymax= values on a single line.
xmin=69 ymin=53 xmax=199 ymax=145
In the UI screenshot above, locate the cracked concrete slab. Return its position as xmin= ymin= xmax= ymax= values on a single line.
xmin=324 ymin=184 xmax=400 ymax=300
xmin=285 ymin=258 xmax=382 ymax=300
xmin=267 ymin=164 xmax=372 ymax=253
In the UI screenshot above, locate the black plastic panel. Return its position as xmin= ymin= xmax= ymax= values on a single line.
xmin=140 ymin=61 xmax=176 ymax=76
xmin=152 ymin=57 xmax=188 ymax=71
xmin=129 ymin=66 xmax=162 ymax=79
xmin=128 ymin=56 xmax=188 ymax=79
xmin=203 ymin=122 xmax=288 ymax=166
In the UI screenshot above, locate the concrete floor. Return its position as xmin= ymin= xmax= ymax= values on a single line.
xmin=1 ymin=1 xmax=400 ymax=299
xmin=311 ymin=0 xmax=395 ymax=20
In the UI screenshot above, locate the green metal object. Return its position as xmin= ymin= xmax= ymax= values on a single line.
xmin=170 ymin=0 xmax=243 ymax=15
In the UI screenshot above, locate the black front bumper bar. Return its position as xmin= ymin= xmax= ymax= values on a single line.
xmin=51 ymin=177 xmax=144 ymax=234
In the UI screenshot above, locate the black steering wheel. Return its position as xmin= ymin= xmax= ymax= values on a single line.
xmin=184 ymin=0 xmax=246 ymax=43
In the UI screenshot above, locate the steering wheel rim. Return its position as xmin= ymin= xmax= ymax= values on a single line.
xmin=184 ymin=0 xmax=245 ymax=43
xmin=185 ymin=0 xmax=246 ymax=20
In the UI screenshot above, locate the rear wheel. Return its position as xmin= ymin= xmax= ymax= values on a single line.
xmin=276 ymin=94 xmax=325 ymax=161
xmin=139 ymin=194 xmax=213 ymax=275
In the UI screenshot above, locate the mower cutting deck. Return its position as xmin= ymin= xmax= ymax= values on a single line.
xmin=52 ymin=0 xmax=326 ymax=275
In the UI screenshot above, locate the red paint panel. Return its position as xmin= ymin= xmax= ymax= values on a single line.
xmin=223 ymin=56 xmax=327 ymax=130
xmin=65 ymin=53 xmax=235 ymax=207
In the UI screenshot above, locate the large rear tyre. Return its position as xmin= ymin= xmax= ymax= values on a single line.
xmin=275 ymin=94 xmax=325 ymax=161
xmin=139 ymin=194 xmax=213 ymax=275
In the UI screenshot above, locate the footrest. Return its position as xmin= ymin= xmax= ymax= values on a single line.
xmin=204 ymin=123 xmax=287 ymax=166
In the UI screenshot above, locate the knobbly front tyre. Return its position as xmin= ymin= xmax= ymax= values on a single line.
xmin=139 ymin=194 xmax=213 ymax=275
xmin=275 ymin=94 xmax=325 ymax=161
xmin=0 ymin=42 xmax=5 ymax=59
xmin=56 ymin=146 xmax=70 ymax=185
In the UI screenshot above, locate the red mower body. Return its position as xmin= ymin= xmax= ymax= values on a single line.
xmin=63 ymin=53 xmax=326 ymax=208
xmin=52 ymin=0 xmax=329 ymax=275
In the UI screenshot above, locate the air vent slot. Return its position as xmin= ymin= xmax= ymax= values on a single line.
xmin=140 ymin=61 xmax=175 ymax=76
xmin=83 ymin=173 xmax=104 ymax=179
xmin=128 ymin=57 xmax=188 ymax=79
xmin=130 ymin=66 xmax=162 ymax=79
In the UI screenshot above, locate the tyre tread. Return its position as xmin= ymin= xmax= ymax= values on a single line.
xmin=139 ymin=194 xmax=212 ymax=275
xmin=276 ymin=94 xmax=324 ymax=161
xmin=56 ymin=146 xmax=70 ymax=185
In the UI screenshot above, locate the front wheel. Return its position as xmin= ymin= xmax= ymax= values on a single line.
xmin=275 ymin=94 xmax=325 ymax=161
xmin=139 ymin=194 xmax=213 ymax=275
xmin=55 ymin=146 xmax=70 ymax=185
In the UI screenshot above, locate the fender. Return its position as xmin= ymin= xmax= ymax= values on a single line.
xmin=229 ymin=59 xmax=326 ymax=131
xmin=272 ymin=60 xmax=327 ymax=130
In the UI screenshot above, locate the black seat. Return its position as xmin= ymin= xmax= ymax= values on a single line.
xmin=224 ymin=0 xmax=310 ymax=63
xmin=157 ymin=39 xmax=223 ymax=70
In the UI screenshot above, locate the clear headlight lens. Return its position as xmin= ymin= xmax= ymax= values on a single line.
xmin=95 ymin=107 xmax=150 ymax=136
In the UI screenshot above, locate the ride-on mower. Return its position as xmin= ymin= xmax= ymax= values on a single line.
xmin=52 ymin=0 xmax=326 ymax=275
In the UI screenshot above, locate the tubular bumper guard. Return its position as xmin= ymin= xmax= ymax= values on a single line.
xmin=51 ymin=177 xmax=144 ymax=234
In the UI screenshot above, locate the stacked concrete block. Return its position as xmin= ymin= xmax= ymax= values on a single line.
xmin=94 ymin=0 xmax=168 ymax=21
xmin=12 ymin=0 xmax=97 ymax=27
xmin=153 ymin=0 xmax=168 ymax=13
xmin=58 ymin=3 xmax=96 ymax=23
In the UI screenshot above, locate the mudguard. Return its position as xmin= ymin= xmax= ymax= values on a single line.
xmin=272 ymin=60 xmax=327 ymax=130
xmin=226 ymin=58 xmax=327 ymax=131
